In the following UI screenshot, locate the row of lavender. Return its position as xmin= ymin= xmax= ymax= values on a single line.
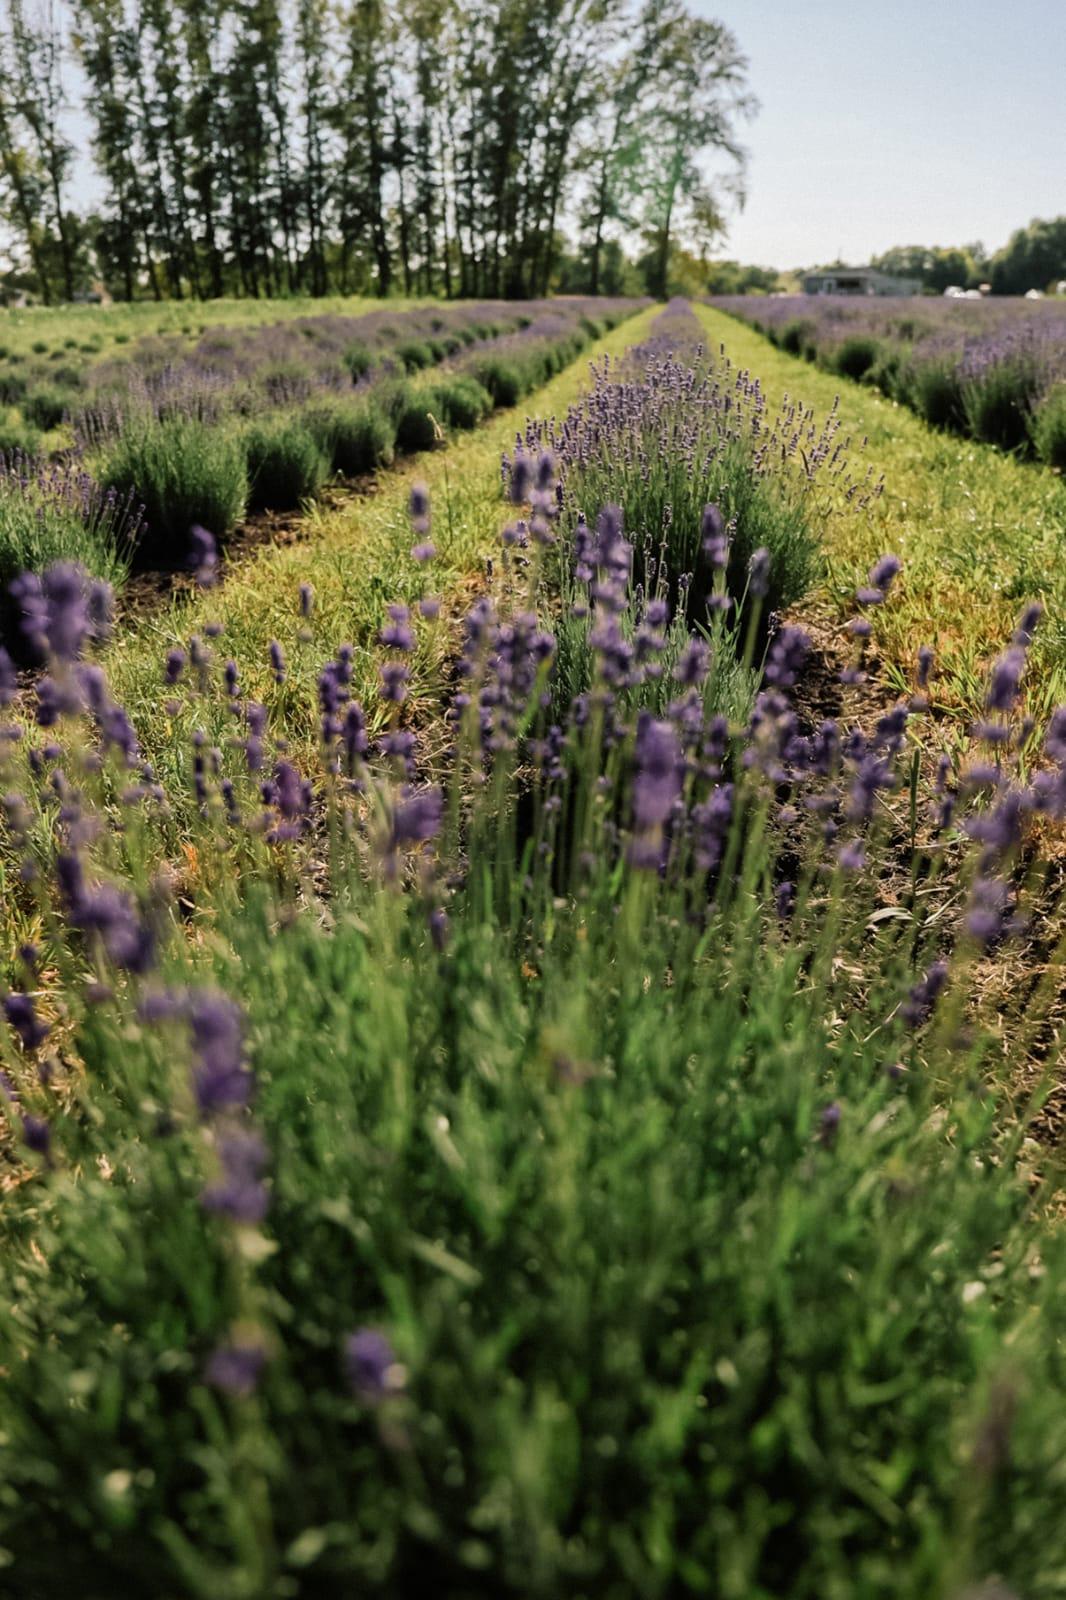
xmin=0 ymin=297 xmax=641 ymax=630
xmin=0 ymin=300 xmax=1063 ymax=1593
xmin=0 ymin=299 xmax=542 ymax=461
xmin=712 ymin=293 xmax=1066 ymax=464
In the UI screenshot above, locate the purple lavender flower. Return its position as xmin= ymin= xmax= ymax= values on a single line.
xmin=837 ymin=840 xmax=866 ymax=872
xmin=900 ymin=960 xmax=949 ymax=1028
xmin=391 ymin=785 xmax=442 ymax=847
xmin=205 ymin=1340 xmax=267 ymax=1398
xmin=748 ymin=547 xmax=771 ymax=598
xmin=917 ymin=645 xmax=934 ymax=689
xmin=22 ymin=1114 xmax=51 ymax=1156
xmin=764 ymin=626 xmax=810 ymax=691
xmin=966 ymin=877 xmax=1009 ymax=948
xmin=632 ymin=716 xmax=682 ymax=831
xmin=269 ymin=640 xmax=286 ymax=683
xmin=189 ymin=526 xmax=218 ymax=587
xmin=673 ymin=638 xmax=709 ymax=688
xmin=380 ymin=603 xmax=416 ymax=653
xmin=299 ymin=582 xmax=314 ymax=618
xmin=345 ymin=1328 xmax=402 ymax=1401
xmin=819 ymin=1102 xmax=841 ymax=1146
xmin=165 ymin=647 xmax=186 ymax=686
xmin=409 ymin=482 xmax=430 ymax=529
xmin=419 ymin=596 xmax=441 ymax=621
xmin=986 ymin=646 xmax=1025 ymax=714
xmin=1013 ymin=602 xmax=1042 ymax=647
xmin=869 ymin=554 xmax=901 ymax=593
xmin=380 ymin=662 xmax=410 ymax=704
xmin=271 ymin=759 xmax=310 ymax=826
xmin=187 ymin=991 xmax=251 ymax=1114
xmin=508 ymin=450 xmax=532 ymax=505
xmin=4 ymin=993 xmax=48 ymax=1051
xmin=701 ymin=503 xmax=728 ymax=568
xmin=11 ymin=562 xmax=107 ymax=663
xmin=202 ymin=1129 xmax=269 ymax=1225
xmin=341 ymin=702 xmax=368 ymax=776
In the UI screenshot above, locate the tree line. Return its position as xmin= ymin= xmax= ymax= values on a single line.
xmin=0 ymin=0 xmax=755 ymax=305
xmin=871 ymin=219 xmax=1066 ymax=297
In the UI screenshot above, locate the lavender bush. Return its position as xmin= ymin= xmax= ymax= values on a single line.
xmin=0 ymin=313 xmax=1064 ymax=1596
xmin=0 ymin=452 xmax=143 ymax=621
xmin=93 ymin=298 xmax=640 ymax=569
xmin=713 ymin=293 xmax=1066 ymax=461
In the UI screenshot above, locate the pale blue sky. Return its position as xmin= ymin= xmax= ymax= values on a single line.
xmin=698 ymin=0 xmax=1064 ymax=267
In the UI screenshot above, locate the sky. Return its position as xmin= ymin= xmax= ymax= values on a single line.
xmin=697 ymin=0 xmax=1064 ymax=268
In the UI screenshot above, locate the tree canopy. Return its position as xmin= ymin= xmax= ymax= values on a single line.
xmin=0 ymin=0 xmax=755 ymax=302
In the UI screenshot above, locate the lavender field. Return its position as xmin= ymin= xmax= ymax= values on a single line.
xmin=712 ymin=293 xmax=1066 ymax=464
xmin=0 ymin=296 xmax=640 ymax=613
xmin=0 ymin=294 xmax=1064 ymax=1597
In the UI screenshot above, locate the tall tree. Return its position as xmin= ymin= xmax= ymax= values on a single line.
xmin=635 ymin=3 xmax=754 ymax=300
xmin=3 ymin=0 xmax=76 ymax=299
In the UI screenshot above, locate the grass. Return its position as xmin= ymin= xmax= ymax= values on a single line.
xmin=695 ymin=305 xmax=1066 ymax=724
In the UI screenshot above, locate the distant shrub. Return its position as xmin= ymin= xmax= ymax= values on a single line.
xmin=0 ymin=371 xmax=28 ymax=405
xmin=343 ymin=340 xmax=374 ymax=381
xmin=102 ymin=417 xmax=248 ymax=562
xmin=113 ymin=332 xmax=130 ymax=345
xmin=52 ymin=365 xmax=84 ymax=390
xmin=0 ymin=415 xmax=42 ymax=458
xmin=30 ymin=340 xmax=48 ymax=355
xmin=305 ymin=396 xmax=396 ymax=476
xmin=431 ymin=375 xmax=493 ymax=430
xmin=962 ymin=356 xmax=1041 ymax=452
xmin=867 ymin=344 xmax=907 ymax=398
xmin=470 ymin=355 xmax=523 ymax=408
xmin=242 ymin=417 xmax=330 ymax=511
xmin=906 ymin=358 xmax=966 ymax=432
xmin=833 ymin=336 xmax=880 ymax=382
xmin=778 ymin=318 xmax=814 ymax=356
xmin=395 ymin=339 xmax=434 ymax=372
xmin=63 ymin=337 xmax=78 ymax=350
xmin=23 ymin=386 xmax=73 ymax=430
xmin=1032 ymin=383 xmax=1066 ymax=470
xmin=457 ymin=326 xmax=477 ymax=347
xmin=259 ymin=359 xmax=313 ymax=405
xmin=394 ymin=390 xmax=444 ymax=452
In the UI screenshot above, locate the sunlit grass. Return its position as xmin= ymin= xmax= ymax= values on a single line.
xmin=696 ymin=305 xmax=1066 ymax=726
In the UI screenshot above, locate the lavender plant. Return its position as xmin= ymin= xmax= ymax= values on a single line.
xmin=0 ymin=343 xmax=1064 ymax=1597
xmin=714 ymin=293 xmax=1066 ymax=461
xmin=0 ymin=453 xmax=142 ymax=627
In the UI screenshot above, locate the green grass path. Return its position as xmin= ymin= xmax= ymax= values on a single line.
xmin=696 ymin=304 xmax=1066 ymax=721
